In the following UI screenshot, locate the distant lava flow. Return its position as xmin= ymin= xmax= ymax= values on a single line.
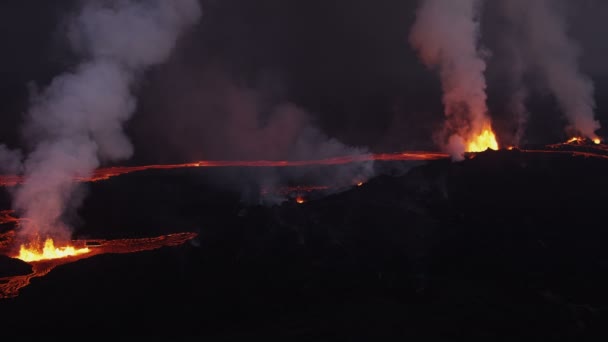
xmin=0 ymin=151 xmax=449 ymax=187
xmin=0 ymin=210 xmax=196 ymax=299
xmin=524 ymin=137 xmax=608 ymax=159
xmin=1 ymin=143 xmax=606 ymax=190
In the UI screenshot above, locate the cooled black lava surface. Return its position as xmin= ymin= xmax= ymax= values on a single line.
xmin=2 ymin=149 xmax=608 ymax=340
xmin=0 ymin=255 xmax=31 ymax=277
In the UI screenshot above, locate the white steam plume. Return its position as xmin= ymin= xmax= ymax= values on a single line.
xmin=409 ymin=0 xmax=493 ymax=160
xmin=502 ymin=0 xmax=600 ymax=141
xmin=499 ymin=7 xmax=530 ymax=146
xmin=13 ymin=0 xmax=201 ymax=239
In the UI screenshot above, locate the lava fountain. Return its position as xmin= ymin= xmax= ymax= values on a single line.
xmin=17 ymin=237 xmax=91 ymax=262
xmin=466 ymin=126 xmax=499 ymax=152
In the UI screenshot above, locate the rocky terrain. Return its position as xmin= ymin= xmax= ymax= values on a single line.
xmin=1 ymin=147 xmax=608 ymax=340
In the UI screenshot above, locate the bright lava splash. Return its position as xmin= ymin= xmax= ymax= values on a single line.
xmin=466 ymin=128 xmax=499 ymax=152
xmin=17 ymin=237 xmax=91 ymax=262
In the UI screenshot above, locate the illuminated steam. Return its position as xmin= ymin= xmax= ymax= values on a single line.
xmin=409 ymin=0 xmax=493 ymax=160
xmin=501 ymin=0 xmax=600 ymax=141
xmin=12 ymin=0 xmax=201 ymax=239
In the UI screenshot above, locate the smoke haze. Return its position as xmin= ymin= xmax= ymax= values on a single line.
xmin=0 ymin=1 xmax=605 ymax=220
xmin=500 ymin=0 xmax=600 ymax=141
xmin=10 ymin=0 xmax=201 ymax=239
xmin=138 ymin=68 xmax=375 ymax=204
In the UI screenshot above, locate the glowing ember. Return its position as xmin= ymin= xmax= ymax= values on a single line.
xmin=296 ymin=197 xmax=305 ymax=204
xmin=562 ymin=136 xmax=601 ymax=145
xmin=466 ymin=128 xmax=499 ymax=152
xmin=356 ymin=182 xmax=363 ymax=186
xmin=567 ymin=137 xmax=584 ymax=144
xmin=17 ymin=238 xmax=91 ymax=262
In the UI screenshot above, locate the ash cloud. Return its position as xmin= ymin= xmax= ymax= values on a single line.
xmin=500 ymin=0 xmax=600 ymax=141
xmin=8 ymin=0 xmax=201 ymax=239
xmin=409 ymin=0 xmax=492 ymax=160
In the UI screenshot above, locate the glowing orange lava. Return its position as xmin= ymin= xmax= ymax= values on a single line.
xmin=0 ymin=232 xmax=197 ymax=299
xmin=17 ymin=238 xmax=91 ymax=262
xmin=566 ymin=136 xmax=601 ymax=145
xmin=466 ymin=128 xmax=499 ymax=152
xmin=0 ymin=151 xmax=450 ymax=188
xmin=567 ymin=137 xmax=584 ymax=144
xmin=296 ymin=196 xmax=305 ymax=204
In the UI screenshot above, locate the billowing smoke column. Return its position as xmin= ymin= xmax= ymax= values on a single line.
xmin=13 ymin=0 xmax=201 ymax=239
xmin=501 ymin=0 xmax=600 ymax=141
xmin=409 ymin=0 xmax=495 ymax=160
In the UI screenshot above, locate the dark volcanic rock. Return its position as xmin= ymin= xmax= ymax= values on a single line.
xmin=3 ymin=149 xmax=608 ymax=339
xmin=0 ymin=255 xmax=31 ymax=277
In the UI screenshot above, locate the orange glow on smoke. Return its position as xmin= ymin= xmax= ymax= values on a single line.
xmin=17 ymin=238 xmax=91 ymax=262
xmin=466 ymin=127 xmax=499 ymax=152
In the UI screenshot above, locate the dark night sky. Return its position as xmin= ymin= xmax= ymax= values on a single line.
xmin=0 ymin=0 xmax=607 ymax=164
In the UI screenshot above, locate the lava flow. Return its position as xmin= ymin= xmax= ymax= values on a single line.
xmin=0 ymin=211 xmax=196 ymax=299
xmin=0 ymin=151 xmax=449 ymax=187
xmin=0 ymin=231 xmax=197 ymax=299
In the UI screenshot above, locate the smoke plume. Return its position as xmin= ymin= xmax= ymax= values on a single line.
xmin=12 ymin=0 xmax=201 ymax=239
xmin=501 ymin=0 xmax=600 ymax=141
xmin=409 ymin=0 xmax=493 ymax=160
xmin=495 ymin=4 xmax=530 ymax=147
xmin=149 ymin=73 xmax=375 ymax=205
